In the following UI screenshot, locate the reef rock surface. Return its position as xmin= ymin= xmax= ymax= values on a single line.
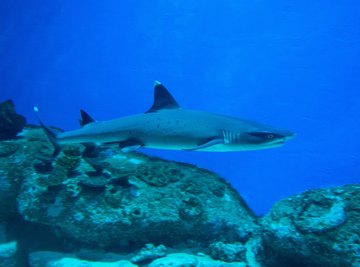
xmin=261 ymin=185 xmax=360 ymax=267
xmin=0 ymin=241 xmax=18 ymax=267
xmin=3 ymin=127 xmax=258 ymax=249
xmin=148 ymin=253 xmax=246 ymax=267
xmin=1 ymin=117 xmax=359 ymax=267
xmin=0 ymin=100 xmax=26 ymax=141
xmin=0 ymin=127 xmax=41 ymax=220
xmin=29 ymin=251 xmax=137 ymax=267
xmin=0 ymin=223 xmax=5 ymax=244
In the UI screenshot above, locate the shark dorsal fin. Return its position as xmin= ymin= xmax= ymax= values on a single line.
xmin=146 ymin=81 xmax=180 ymax=113
xmin=79 ymin=109 xmax=95 ymax=126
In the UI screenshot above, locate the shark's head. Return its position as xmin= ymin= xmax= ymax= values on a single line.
xmin=242 ymin=129 xmax=295 ymax=149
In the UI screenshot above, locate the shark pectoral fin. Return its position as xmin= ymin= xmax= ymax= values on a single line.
xmin=121 ymin=145 xmax=142 ymax=153
xmin=184 ymin=138 xmax=224 ymax=151
xmin=118 ymin=139 xmax=143 ymax=153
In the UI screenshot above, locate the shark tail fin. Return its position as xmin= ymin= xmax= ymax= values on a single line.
xmin=34 ymin=106 xmax=61 ymax=156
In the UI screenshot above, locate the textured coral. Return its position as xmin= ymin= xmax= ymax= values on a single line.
xmin=104 ymin=155 xmax=185 ymax=187
xmin=131 ymin=243 xmax=167 ymax=263
xmin=47 ymin=151 xmax=81 ymax=185
xmin=0 ymin=241 xmax=18 ymax=267
xmin=15 ymin=127 xmax=259 ymax=249
xmin=148 ymin=253 xmax=246 ymax=267
xmin=261 ymin=185 xmax=360 ymax=267
xmin=1 ymin=126 xmax=359 ymax=267
xmin=210 ymin=242 xmax=246 ymax=262
xmin=0 ymin=143 xmax=19 ymax=157
xmin=29 ymin=251 xmax=137 ymax=267
xmin=0 ymin=138 xmax=35 ymax=220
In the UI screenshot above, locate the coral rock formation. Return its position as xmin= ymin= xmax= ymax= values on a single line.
xmin=0 ymin=114 xmax=359 ymax=267
xmin=6 ymin=127 xmax=258 ymax=250
xmin=29 ymin=251 xmax=137 ymax=267
xmin=148 ymin=253 xmax=246 ymax=267
xmin=0 ymin=241 xmax=18 ymax=267
xmin=0 ymin=100 xmax=26 ymax=141
xmin=261 ymin=185 xmax=360 ymax=267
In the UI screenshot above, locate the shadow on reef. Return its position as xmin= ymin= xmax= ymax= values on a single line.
xmin=0 ymin=102 xmax=359 ymax=267
xmin=6 ymin=215 xmax=80 ymax=267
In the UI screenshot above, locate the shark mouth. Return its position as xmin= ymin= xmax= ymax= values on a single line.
xmin=265 ymin=140 xmax=285 ymax=148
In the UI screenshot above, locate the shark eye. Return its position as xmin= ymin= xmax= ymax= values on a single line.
xmin=247 ymin=131 xmax=279 ymax=140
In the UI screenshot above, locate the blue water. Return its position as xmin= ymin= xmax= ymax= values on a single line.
xmin=1 ymin=0 xmax=359 ymax=215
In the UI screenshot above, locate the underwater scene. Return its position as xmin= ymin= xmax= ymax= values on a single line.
xmin=0 ymin=1 xmax=359 ymax=266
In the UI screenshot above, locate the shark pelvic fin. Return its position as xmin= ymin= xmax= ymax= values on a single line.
xmin=184 ymin=138 xmax=224 ymax=151
xmin=79 ymin=109 xmax=95 ymax=126
xmin=146 ymin=81 xmax=180 ymax=113
xmin=118 ymin=139 xmax=143 ymax=153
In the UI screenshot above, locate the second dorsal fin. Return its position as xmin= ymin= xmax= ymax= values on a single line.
xmin=146 ymin=81 xmax=180 ymax=113
xmin=79 ymin=109 xmax=95 ymax=126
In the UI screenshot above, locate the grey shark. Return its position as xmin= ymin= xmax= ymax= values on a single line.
xmin=35 ymin=81 xmax=295 ymax=154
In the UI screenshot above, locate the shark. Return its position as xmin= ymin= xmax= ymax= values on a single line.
xmin=35 ymin=81 xmax=295 ymax=155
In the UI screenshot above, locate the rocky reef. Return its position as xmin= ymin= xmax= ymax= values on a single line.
xmin=261 ymin=185 xmax=360 ymax=267
xmin=0 ymin=100 xmax=26 ymax=141
xmin=0 ymin=126 xmax=262 ymax=266
xmin=0 ymin=118 xmax=359 ymax=266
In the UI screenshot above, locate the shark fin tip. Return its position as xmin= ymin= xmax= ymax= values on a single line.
xmin=146 ymin=82 xmax=180 ymax=113
xmin=79 ymin=109 xmax=95 ymax=126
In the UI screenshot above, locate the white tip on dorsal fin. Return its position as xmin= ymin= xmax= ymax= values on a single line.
xmin=146 ymin=81 xmax=180 ymax=113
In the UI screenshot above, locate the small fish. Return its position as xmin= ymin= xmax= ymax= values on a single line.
xmin=35 ymin=81 xmax=295 ymax=155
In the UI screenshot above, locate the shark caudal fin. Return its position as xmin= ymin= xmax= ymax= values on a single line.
xmin=34 ymin=106 xmax=61 ymax=156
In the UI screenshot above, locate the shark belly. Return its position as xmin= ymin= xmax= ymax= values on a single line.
xmin=135 ymin=121 xmax=225 ymax=151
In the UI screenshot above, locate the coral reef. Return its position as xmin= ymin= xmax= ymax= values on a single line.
xmin=29 ymin=251 xmax=136 ymax=267
xmin=148 ymin=253 xmax=246 ymax=267
xmin=0 ymin=223 xmax=5 ymax=244
xmin=0 ymin=241 xmax=18 ymax=267
xmin=0 ymin=125 xmax=261 ymax=266
xmin=261 ymin=185 xmax=360 ymax=267
xmin=209 ymin=238 xmax=263 ymax=267
xmin=131 ymin=243 xmax=167 ymax=263
xmin=210 ymin=242 xmax=246 ymax=262
xmin=0 ymin=116 xmax=359 ymax=267
xmin=0 ymin=131 xmax=41 ymax=220
xmin=14 ymin=127 xmax=258 ymax=249
xmin=0 ymin=100 xmax=26 ymax=141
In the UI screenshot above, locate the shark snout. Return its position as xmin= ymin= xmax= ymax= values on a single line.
xmin=270 ymin=129 xmax=296 ymax=147
xmin=280 ymin=130 xmax=296 ymax=141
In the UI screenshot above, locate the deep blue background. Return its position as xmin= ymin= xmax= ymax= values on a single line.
xmin=1 ymin=0 xmax=359 ymax=214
